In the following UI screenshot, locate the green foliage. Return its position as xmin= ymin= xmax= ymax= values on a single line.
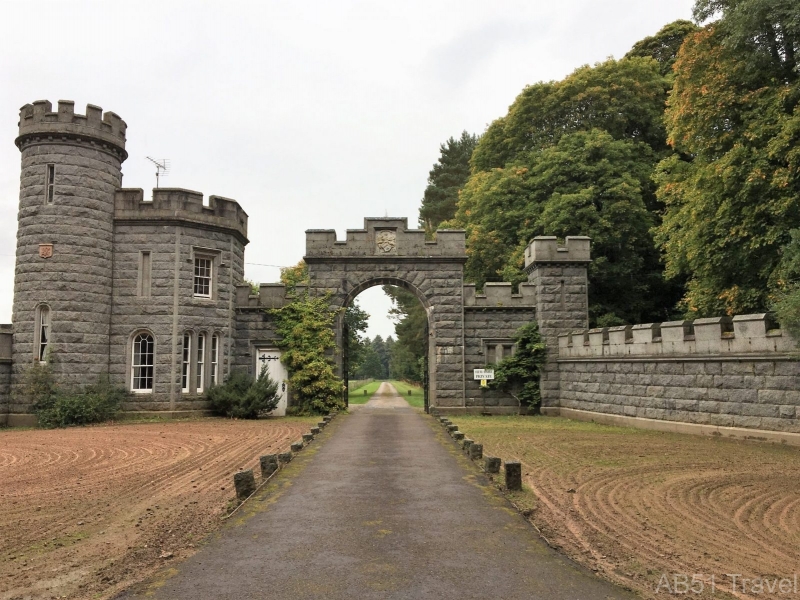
xmin=280 ymin=260 xmax=309 ymax=290
xmin=344 ymin=300 xmax=370 ymax=378
xmin=470 ymin=56 xmax=672 ymax=173
xmin=207 ymin=366 xmax=281 ymax=419
xmin=771 ymin=229 xmax=800 ymax=339
xmin=489 ymin=322 xmax=547 ymax=412
xmin=384 ymin=285 xmax=428 ymax=384
xmin=355 ymin=335 xmax=393 ymax=380
xmin=454 ymin=129 xmax=679 ymax=324
xmin=655 ymin=11 xmax=800 ymax=316
xmin=450 ymin=55 xmax=684 ymax=325
xmin=419 ymin=131 xmax=479 ymax=235
xmin=26 ymin=365 xmax=127 ymax=429
xmin=271 ymin=291 xmax=345 ymax=414
xmin=625 ymin=20 xmax=700 ymax=76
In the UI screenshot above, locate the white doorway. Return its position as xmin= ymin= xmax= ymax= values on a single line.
xmin=256 ymin=348 xmax=289 ymax=416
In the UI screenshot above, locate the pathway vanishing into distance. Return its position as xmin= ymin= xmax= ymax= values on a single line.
xmin=119 ymin=383 xmax=635 ymax=599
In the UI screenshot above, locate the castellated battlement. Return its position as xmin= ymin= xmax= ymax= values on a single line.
xmin=114 ymin=188 xmax=248 ymax=243
xmin=17 ymin=100 xmax=127 ymax=157
xmin=305 ymin=217 xmax=466 ymax=259
xmin=464 ymin=283 xmax=536 ymax=308
xmin=559 ymin=314 xmax=795 ymax=358
xmin=234 ymin=283 xmax=307 ymax=309
xmin=524 ymin=236 xmax=591 ymax=268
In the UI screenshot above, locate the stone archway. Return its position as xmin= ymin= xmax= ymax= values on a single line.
xmin=304 ymin=218 xmax=467 ymax=410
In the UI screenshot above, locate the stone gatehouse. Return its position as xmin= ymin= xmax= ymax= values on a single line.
xmin=1 ymin=100 xmax=798 ymax=439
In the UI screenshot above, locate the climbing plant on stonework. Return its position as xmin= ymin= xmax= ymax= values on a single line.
xmin=271 ymin=290 xmax=345 ymax=414
xmin=489 ymin=322 xmax=547 ymax=414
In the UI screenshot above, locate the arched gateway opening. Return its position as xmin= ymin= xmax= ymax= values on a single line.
xmin=304 ymin=218 xmax=466 ymax=411
xmin=341 ymin=279 xmax=431 ymax=410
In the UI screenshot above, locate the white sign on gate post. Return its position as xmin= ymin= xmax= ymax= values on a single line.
xmin=473 ymin=369 xmax=495 ymax=380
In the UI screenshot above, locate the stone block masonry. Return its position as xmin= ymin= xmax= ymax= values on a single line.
xmin=0 ymin=326 xmax=11 ymax=425
xmin=556 ymin=314 xmax=800 ymax=433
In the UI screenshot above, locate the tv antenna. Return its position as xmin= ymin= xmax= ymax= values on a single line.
xmin=146 ymin=157 xmax=170 ymax=188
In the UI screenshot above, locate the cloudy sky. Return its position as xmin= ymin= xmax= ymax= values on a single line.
xmin=0 ymin=0 xmax=694 ymax=338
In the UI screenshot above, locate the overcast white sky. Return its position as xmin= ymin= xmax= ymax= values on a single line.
xmin=0 ymin=0 xmax=694 ymax=339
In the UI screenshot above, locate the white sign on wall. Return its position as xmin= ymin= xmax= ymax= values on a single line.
xmin=473 ymin=369 xmax=495 ymax=380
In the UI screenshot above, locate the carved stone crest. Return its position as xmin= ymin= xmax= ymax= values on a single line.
xmin=38 ymin=244 xmax=53 ymax=259
xmin=376 ymin=230 xmax=397 ymax=254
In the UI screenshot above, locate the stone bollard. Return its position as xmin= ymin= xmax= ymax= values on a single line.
xmin=323 ymin=415 xmax=332 ymax=423
xmin=469 ymin=443 xmax=483 ymax=461
xmin=447 ymin=424 xmax=458 ymax=434
xmin=407 ymin=390 xmax=412 ymax=396
xmin=318 ymin=421 xmax=326 ymax=429
xmin=364 ymin=389 xmax=368 ymax=395
xmin=291 ymin=441 xmax=304 ymax=452
xmin=462 ymin=439 xmax=473 ymax=453
xmin=311 ymin=427 xmax=321 ymax=435
xmin=504 ymin=461 xmax=522 ymax=491
xmin=233 ymin=469 xmax=256 ymax=500
xmin=259 ymin=454 xmax=278 ymax=479
xmin=302 ymin=433 xmax=314 ymax=443
xmin=484 ymin=456 xmax=501 ymax=474
xmin=278 ymin=452 xmax=292 ymax=465
xmin=453 ymin=431 xmax=465 ymax=441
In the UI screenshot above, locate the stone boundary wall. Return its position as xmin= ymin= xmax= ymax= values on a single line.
xmin=0 ymin=326 xmax=11 ymax=424
xmin=555 ymin=314 xmax=800 ymax=433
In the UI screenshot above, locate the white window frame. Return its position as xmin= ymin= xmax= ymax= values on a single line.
xmin=210 ymin=334 xmax=219 ymax=386
xmin=193 ymin=256 xmax=213 ymax=298
xmin=34 ymin=304 xmax=51 ymax=363
xmin=131 ymin=332 xmax=155 ymax=393
xmin=181 ymin=333 xmax=192 ymax=393
xmin=196 ymin=333 xmax=206 ymax=393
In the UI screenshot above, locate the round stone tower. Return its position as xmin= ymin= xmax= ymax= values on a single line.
xmin=12 ymin=100 xmax=127 ymax=398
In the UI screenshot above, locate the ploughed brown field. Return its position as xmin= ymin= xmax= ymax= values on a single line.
xmin=0 ymin=417 xmax=316 ymax=600
xmin=455 ymin=415 xmax=800 ymax=600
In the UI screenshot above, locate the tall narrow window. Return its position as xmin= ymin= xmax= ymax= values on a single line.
xmin=138 ymin=251 xmax=152 ymax=297
xmin=181 ymin=333 xmax=191 ymax=392
xmin=193 ymin=257 xmax=212 ymax=298
xmin=131 ymin=332 xmax=154 ymax=392
xmin=35 ymin=305 xmax=50 ymax=362
xmin=45 ymin=164 xmax=55 ymax=204
xmin=210 ymin=334 xmax=219 ymax=386
xmin=196 ymin=333 xmax=206 ymax=393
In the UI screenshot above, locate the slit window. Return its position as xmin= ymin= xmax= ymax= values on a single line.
xmin=46 ymin=164 xmax=55 ymax=204
xmin=210 ymin=334 xmax=219 ymax=386
xmin=138 ymin=251 xmax=152 ymax=297
xmin=196 ymin=333 xmax=205 ymax=393
xmin=193 ymin=257 xmax=212 ymax=298
xmin=35 ymin=305 xmax=50 ymax=363
xmin=181 ymin=334 xmax=191 ymax=392
xmin=131 ymin=333 xmax=154 ymax=392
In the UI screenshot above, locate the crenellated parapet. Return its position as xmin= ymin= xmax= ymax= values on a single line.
xmin=464 ymin=283 xmax=536 ymax=309
xmin=114 ymin=188 xmax=248 ymax=243
xmin=16 ymin=100 xmax=127 ymax=159
xmin=235 ymin=283 xmax=307 ymax=309
xmin=524 ymin=236 xmax=591 ymax=271
xmin=305 ymin=217 xmax=465 ymax=260
xmin=559 ymin=314 xmax=795 ymax=358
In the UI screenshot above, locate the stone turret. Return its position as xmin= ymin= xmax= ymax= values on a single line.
xmin=12 ymin=100 xmax=127 ymax=411
xmin=526 ymin=236 xmax=591 ymax=409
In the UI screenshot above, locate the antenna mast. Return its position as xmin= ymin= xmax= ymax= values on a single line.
xmin=145 ymin=157 xmax=170 ymax=189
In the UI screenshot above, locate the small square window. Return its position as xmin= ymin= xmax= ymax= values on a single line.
xmin=194 ymin=257 xmax=212 ymax=298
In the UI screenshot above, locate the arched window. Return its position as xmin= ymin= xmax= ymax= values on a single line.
xmin=196 ymin=332 xmax=206 ymax=393
xmin=131 ymin=332 xmax=154 ymax=392
xmin=210 ymin=334 xmax=220 ymax=386
xmin=181 ymin=333 xmax=192 ymax=393
xmin=34 ymin=304 xmax=51 ymax=363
